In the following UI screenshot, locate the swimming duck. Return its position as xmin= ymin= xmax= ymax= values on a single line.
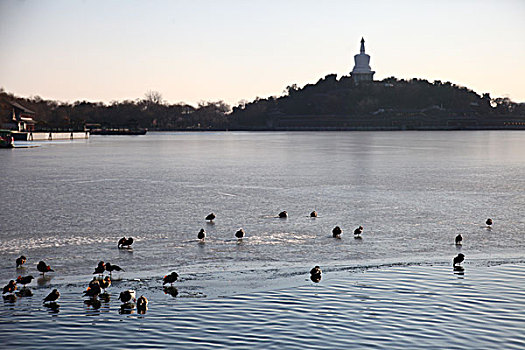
xmin=453 ymin=253 xmax=465 ymax=266
xmin=198 ymin=228 xmax=206 ymax=241
xmin=486 ymin=218 xmax=493 ymax=227
xmin=163 ymin=272 xmax=179 ymax=286
xmin=43 ymin=289 xmax=60 ymax=303
xmin=332 ymin=226 xmax=342 ymax=238
xmin=3 ymin=280 xmax=17 ymax=294
xmin=278 ymin=211 xmax=288 ymax=218
xmin=235 ymin=228 xmax=245 ymax=239
xmin=310 ymin=211 xmax=318 ymax=218
xmin=353 ymin=226 xmax=363 ymax=236
xmin=206 ymin=213 xmax=216 ymax=222
xmin=37 ymin=261 xmax=54 ymax=276
xmin=118 ymin=237 xmax=134 ymax=249
xmin=455 ymin=234 xmax=463 ymax=245
xmin=16 ymin=255 xmax=27 ymax=268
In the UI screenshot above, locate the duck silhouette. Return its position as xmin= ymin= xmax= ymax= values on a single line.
xmin=118 ymin=237 xmax=134 ymax=249
xmin=93 ymin=261 xmax=105 ymax=275
xmin=83 ymin=281 xmax=101 ymax=299
xmin=37 ymin=261 xmax=54 ymax=276
xmin=43 ymin=289 xmax=60 ymax=303
xmin=453 ymin=253 xmax=465 ymax=266
xmin=455 ymin=234 xmax=463 ymax=245
xmin=278 ymin=211 xmax=288 ymax=218
xmin=16 ymin=275 xmax=34 ymax=287
xmin=310 ymin=266 xmax=322 ymax=283
xmin=198 ymin=228 xmax=206 ymax=241
xmin=235 ymin=228 xmax=245 ymax=239
xmin=3 ymin=280 xmax=17 ymax=294
xmin=353 ymin=226 xmax=363 ymax=237
xmin=137 ymin=295 xmax=148 ymax=313
xmin=163 ymin=272 xmax=179 ymax=286
xmin=118 ymin=290 xmax=136 ymax=304
xmin=486 ymin=218 xmax=493 ymax=227
xmin=332 ymin=226 xmax=342 ymax=238
xmin=310 ymin=211 xmax=318 ymax=218
xmin=16 ymin=255 xmax=27 ymax=268
xmin=99 ymin=276 xmax=111 ymax=293
xmin=105 ymin=262 xmax=124 ymax=276
xmin=206 ymin=213 xmax=216 ymax=222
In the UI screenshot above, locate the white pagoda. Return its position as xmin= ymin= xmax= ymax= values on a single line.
xmin=350 ymin=38 xmax=375 ymax=83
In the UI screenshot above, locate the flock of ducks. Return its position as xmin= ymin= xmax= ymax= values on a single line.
xmin=3 ymin=215 xmax=494 ymax=312
xmin=197 ymin=211 xmax=365 ymax=243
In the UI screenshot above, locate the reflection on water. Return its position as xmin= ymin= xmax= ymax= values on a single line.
xmin=454 ymin=265 xmax=465 ymax=277
xmin=37 ymin=275 xmax=53 ymax=286
xmin=164 ymin=286 xmax=178 ymax=297
xmin=44 ymin=302 xmax=60 ymax=313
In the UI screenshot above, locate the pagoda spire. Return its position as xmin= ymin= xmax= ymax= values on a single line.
xmin=360 ymin=37 xmax=365 ymax=54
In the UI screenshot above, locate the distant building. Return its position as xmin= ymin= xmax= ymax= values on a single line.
xmin=7 ymin=101 xmax=36 ymax=132
xmin=350 ymin=38 xmax=375 ymax=84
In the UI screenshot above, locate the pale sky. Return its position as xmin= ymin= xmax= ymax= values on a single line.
xmin=1 ymin=0 xmax=524 ymax=106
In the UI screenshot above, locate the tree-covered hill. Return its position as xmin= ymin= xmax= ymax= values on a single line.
xmin=231 ymin=75 xmax=524 ymax=130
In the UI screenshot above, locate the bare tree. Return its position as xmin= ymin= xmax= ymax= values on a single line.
xmin=144 ymin=90 xmax=164 ymax=105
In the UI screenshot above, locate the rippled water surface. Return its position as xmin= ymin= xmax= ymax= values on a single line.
xmin=1 ymin=131 xmax=524 ymax=348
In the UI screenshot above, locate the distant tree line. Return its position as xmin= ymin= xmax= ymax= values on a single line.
xmin=1 ymin=75 xmax=524 ymax=131
xmin=0 ymin=89 xmax=231 ymax=131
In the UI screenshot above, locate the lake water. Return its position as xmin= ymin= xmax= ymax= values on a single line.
xmin=1 ymin=131 xmax=524 ymax=348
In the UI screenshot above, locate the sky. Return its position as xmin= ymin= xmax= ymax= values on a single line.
xmin=1 ymin=0 xmax=524 ymax=107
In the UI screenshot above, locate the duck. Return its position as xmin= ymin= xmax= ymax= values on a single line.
xmin=105 ymin=262 xmax=124 ymax=276
xmin=486 ymin=218 xmax=493 ymax=227
xmin=353 ymin=226 xmax=363 ymax=236
xmin=3 ymin=280 xmax=17 ymax=294
xmin=310 ymin=266 xmax=322 ymax=283
xmin=197 ymin=228 xmax=206 ymax=241
xmin=43 ymin=289 xmax=60 ymax=303
xmin=310 ymin=266 xmax=322 ymax=276
xmin=137 ymin=295 xmax=148 ymax=313
xmin=453 ymin=253 xmax=465 ymax=266
xmin=278 ymin=211 xmax=288 ymax=218
xmin=93 ymin=261 xmax=105 ymax=275
xmin=37 ymin=261 xmax=54 ymax=276
xmin=455 ymin=234 xmax=463 ymax=245
xmin=310 ymin=211 xmax=318 ymax=218
xmin=118 ymin=237 xmax=134 ymax=249
xmin=163 ymin=272 xmax=179 ymax=286
xmin=332 ymin=226 xmax=342 ymax=238
xmin=118 ymin=290 xmax=136 ymax=304
xmin=99 ymin=276 xmax=111 ymax=293
xmin=205 ymin=213 xmax=216 ymax=222
xmin=16 ymin=255 xmax=27 ymax=268
xmin=235 ymin=228 xmax=245 ymax=239
xmin=83 ymin=281 xmax=101 ymax=299
xmin=16 ymin=275 xmax=34 ymax=287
